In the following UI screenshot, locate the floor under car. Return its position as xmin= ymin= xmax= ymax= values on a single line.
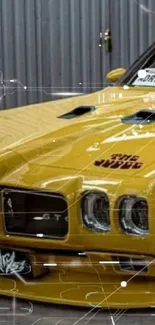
xmin=0 ymin=296 xmax=155 ymax=325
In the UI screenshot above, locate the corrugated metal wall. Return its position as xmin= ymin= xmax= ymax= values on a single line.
xmin=0 ymin=0 xmax=155 ymax=110
xmin=110 ymin=0 xmax=155 ymax=69
xmin=0 ymin=0 xmax=109 ymax=109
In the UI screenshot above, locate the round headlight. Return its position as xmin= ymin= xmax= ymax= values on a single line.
xmin=81 ymin=191 xmax=110 ymax=232
xmin=119 ymin=196 xmax=148 ymax=236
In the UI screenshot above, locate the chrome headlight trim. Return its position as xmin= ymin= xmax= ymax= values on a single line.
xmin=118 ymin=195 xmax=149 ymax=236
xmin=81 ymin=191 xmax=110 ymax=233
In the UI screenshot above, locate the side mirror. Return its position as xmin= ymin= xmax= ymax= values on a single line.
xmin=106 ymin=67 xmax=127 ymax=82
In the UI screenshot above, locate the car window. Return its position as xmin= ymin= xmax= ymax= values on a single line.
xmin=117 ymin=43 xmax=155 ymax=87
xmin=132 ymin=68 xmax=155 ymax=87
xmin=130 ymin=54 xmax=155 ymax=87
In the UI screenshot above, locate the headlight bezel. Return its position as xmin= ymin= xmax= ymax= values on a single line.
xmin=81 ymin=190 xmax=111 ymax=233
xmin=118 ymin=195 xmax=149 ymax=236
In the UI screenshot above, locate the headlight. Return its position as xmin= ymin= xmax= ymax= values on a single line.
xmin=119 ymin=196 xmax=149 ymax=236
xmin=81 ymin=191 xmax=110 ymax=232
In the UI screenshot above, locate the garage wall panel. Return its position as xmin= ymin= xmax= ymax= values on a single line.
xmin=0 ymin=0 xmax=109 ymax=110
xmin=111 ymin=0 xmax=155 ymax=70
xmin=91 ymin=0 xmax=103 ymax=91
xmin=148 ymin=0 xmax=155 ymax=45
xmin=129 ymin=0 xmax=140 ymax=65
xmin=101 ymin=0 xmax=110 ymax=85
xmin=1 ymin=0 xmax=16 ymax=109
xmin=70 ymin=0 xmax=82 ymax=92
xmin=14 ymin=0 xmax=27 ymax=107
xmin=25 ymin=0 xmax=38 ymax=105
xmin=139 ymin=0 xmax=149 ymax=54
xmin=60 ymin=0 xmax=72 ymax=91
xmin=0 ymin=0 xmax=155 ymax=110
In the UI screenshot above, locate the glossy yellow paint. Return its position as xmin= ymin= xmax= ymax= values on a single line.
xmin=1 ymin=85 xmax=155 ymax=307
xmin=106 ymin=67 xmax=127 ymax=82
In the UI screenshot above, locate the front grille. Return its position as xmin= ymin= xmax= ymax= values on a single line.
xmin=2 ymin=187 xmax=68 ymax=239
xmin=118 ymin=257 xmax=148 ymax=273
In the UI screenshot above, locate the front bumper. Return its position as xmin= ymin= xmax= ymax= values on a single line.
xmin=0 ymin=247 xmax=155 ymax=309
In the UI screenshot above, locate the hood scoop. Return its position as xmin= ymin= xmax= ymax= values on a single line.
xmin=122 ymin=109 xmax=155 ymax=125
xmin=58 ymin=106 xmax=96 ymax=119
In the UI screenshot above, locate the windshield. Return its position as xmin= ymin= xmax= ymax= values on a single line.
xmin=132 ymin=69 xmax=155 ymax=87
xmin=131 ymin=62 xmax=155 ymax=87
xmin=117 ymin=43 xmax=155 ymax=87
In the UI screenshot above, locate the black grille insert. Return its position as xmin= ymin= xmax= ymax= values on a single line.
xmin=2 ymin=188 xmax=68 ymax=239
xmin=118 ymin=257 xmax=148 ymax=273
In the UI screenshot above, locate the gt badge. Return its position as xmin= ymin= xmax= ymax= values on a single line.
xmin=94 ymin=154 xmax=143 ymax=170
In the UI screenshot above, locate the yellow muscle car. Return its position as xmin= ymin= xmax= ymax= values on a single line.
xmin=1 ymin=43 xmax=155 ymax=310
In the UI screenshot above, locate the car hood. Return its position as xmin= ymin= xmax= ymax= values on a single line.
xmin=11 ymin=89 xmax=155 ymax=179
xmin=30 ymin=121 xmax=155 ymax=178
xmin=0 ymin=85 xmax=154 ymax=154
xmin=2 ymin=86 xmax=155 ymax=180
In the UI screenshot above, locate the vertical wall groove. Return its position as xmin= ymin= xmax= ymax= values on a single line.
xmin=70 ymin=0 xmax=82 ymax=94
xmin=60 ymin=0 xmax=71 ymax=92
xmin=80 ymin=0 xmax=91 ymax=94
xmin=101 ymin=0 xmax=110 ymax=85
xmin=0 ymin=0 xmax=5 ymax=109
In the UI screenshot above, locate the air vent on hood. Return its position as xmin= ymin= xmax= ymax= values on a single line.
xmin=122 ymin=109 xmax=155 ymax=125
xmin=58 ymin=106 xmax=96 ymax=119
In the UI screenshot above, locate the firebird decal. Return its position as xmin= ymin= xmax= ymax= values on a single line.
xmin=94 ymin=154 xmax=143 ymax=170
